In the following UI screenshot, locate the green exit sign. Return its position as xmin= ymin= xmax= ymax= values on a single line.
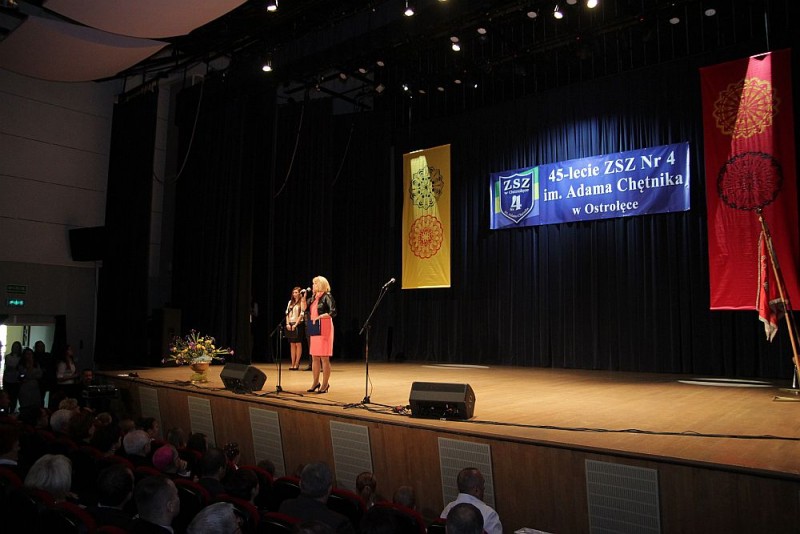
xmin=6 ymin=298 xmax=25 ymax=307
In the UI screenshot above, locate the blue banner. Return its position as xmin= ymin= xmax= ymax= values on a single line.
xmin=490 ymin=142 xmax=690 ymax=229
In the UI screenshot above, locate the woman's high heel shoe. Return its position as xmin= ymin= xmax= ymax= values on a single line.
xmin=307 ymin=383 xmax=320 ymax=392
xmin=318 ymin=384 xmax=330 ymax=394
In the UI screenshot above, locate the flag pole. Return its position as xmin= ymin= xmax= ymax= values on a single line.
xmin=757 ymin=209 xmax=800 ymax=387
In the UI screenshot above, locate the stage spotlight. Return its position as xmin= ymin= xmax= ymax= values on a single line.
xmin=261 ymin=61 xmax=272 ymax=72
xmin=587 ymin=0 xmax=599 ymax=8
xmin=553 ymin=5 xmax=564 ymax=19
xmin=450 ymin=36 xmax=461 ymax=51
xmin=266 ymin=0 xmax=278 ymax=12
xmin=404 ymin=0 xmax=415 ymax=17
xmin=402 ymin=83 xmax=409 ymax=91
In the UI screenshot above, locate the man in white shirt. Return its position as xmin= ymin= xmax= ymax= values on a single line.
xmin=440 ymin=467 xmax=502 ymax=534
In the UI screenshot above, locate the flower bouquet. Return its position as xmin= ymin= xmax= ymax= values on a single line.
xmin=164 ymin=330 xmax=233 ymax=382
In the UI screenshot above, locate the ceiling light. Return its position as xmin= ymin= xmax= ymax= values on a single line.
xmin=376 ymin=60 xmax=385 ymax=67
xmin=669 ymin=16 xmax=680 ymax=24
xmin=261 ymin=59 xmax=272 ymax=73
xmin=404 ymin=1 xmax=415 ymax=17
xmin=437 ymin=86 xmax=445 ymax=92
xmin=477 ymin=27 xmax=487 ymax=35
xmin=553 ymin=5 xmax=564 ymax=19
xmin=473 ymin=82 xmax=478 ymax=88
xmin=527 ymin=10 xmax=538 ymax=19
xmin=587 ymin=0 xmax=599 ymax=8
xmin=358 ymin=67 xmax=368 ymax=74
xmin=704 ymin=7 xmax=716 ymax=16
xmin=375 ymin=83 xmax=386 ymax=94
xmin=566 ymin=0 xmax=577 ymax=5
xmin=454 ymin=78 xmax=462 ymax=84
xmin=402 ymin=83 xmax=409 ymax=91
xmin=418 ymin=89 xmax=426 ymax=94
xmin=452 ymin=43 xmax=461 ymax=51
xmin=339 ymin=72 xmax=348 ymax=80
xmin=266 ymin=0 xmax=278 ymax=12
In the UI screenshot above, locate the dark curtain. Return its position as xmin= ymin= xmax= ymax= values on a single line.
xmin=174 ymin=50 xmax=797 ymax=379
xmin=252 ymin=51 xmax=798 ymax=379
xmin=172 ymin=73 xmax=272 ymax=362
xmin=96 ymin=89 xmax=158 ymax=366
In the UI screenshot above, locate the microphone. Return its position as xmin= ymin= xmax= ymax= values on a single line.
xmin=301 ymin=287 xmax=311 ymax=294
xmin=382 ymin=277 xmax=396 ymax=289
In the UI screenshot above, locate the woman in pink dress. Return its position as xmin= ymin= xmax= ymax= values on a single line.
xmin=301 ymin=275 xmax=336 ymax=393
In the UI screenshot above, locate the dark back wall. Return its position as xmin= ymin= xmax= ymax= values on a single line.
xmin=172 ymin=48 xmax=799 ymax=379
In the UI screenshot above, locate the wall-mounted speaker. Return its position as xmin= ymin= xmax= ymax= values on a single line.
xmin=409 ymin=381 xmax=476 ymax=420
xmin=220 ymin=363 xmax=267 ymax=393
xmin=69 ymin=226 xmax=106 ymax=261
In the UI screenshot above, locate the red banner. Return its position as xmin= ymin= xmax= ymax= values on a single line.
xmin=701 ymin=49 xmax=799 ymax=324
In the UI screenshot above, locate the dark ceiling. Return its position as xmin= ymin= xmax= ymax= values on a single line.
xmin=1 ymin=0 xmax=792 ymax=119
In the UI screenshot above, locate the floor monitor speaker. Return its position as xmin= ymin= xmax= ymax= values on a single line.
xmin=220 ymin=363 xmax=267 ymax=393
xmin=409 ymin=381 xmax=475 ymax=420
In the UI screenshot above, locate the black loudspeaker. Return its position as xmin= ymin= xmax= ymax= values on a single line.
xmin=409 ymin=382 xmax=476 ymax=420
xmin=220 ymin=363 xmax=267 ymax=393
xmin=69 ymin=226 xmax=106 ymax=261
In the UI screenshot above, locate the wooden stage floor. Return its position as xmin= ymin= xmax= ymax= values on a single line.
xmin=108 ymin=361 xmax=800 ymax=479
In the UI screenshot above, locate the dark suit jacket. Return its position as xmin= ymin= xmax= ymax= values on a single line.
xmin=86 ymin=504 xmax=136 ymax=531
xmin=131 ymin=517 xmax=173 ymax=533
xmin=279 ymin=495 xmax=355 ymax=534
xmin=198 ymin=476 xmax=227 ymax=499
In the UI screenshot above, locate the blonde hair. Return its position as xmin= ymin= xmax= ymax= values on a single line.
xmin=314 ymin=276 xmax=331 ymax=293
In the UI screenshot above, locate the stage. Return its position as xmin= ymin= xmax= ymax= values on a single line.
xmin=103 ymin=362 xmax=800 ymax=532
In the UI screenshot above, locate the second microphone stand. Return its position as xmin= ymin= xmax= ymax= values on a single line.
xmin=346 ymin=281 xmax=392 ymax=407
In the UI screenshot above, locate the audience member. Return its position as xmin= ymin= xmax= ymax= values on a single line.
xmin=152 ymin=444 xmax=191 ymax=478
xmin=223 ymin=440 xmax=241 ymax=471
xmin=197 ymin=447 xmax=228 ymax=498
xmin=49 ymin=408 xmax=74 ymax=435
xmin=122 ymin=429 xmax=153 ymax=466
xmin=440 ymin=468 xmax=502 ymax=534
xmin=23 ymin=453 xmax=74 ymax=502
xmin=86 ymin=464 xmax=136 ymax=531
xmin=446 ymin=503 xmax=484 ymax=534
xmin=392 ymin=485 xmax=416 ymax=510
xmin=224 ymin=467 xmax=259 ymax=503
xmin=294 ymin=520 xmax=336 ymax=534
xmin=58 ymin=397 xmax=80 ymax=411
xmin=90 ymin=421 xmax=122 ymax=456
xmin=33 ymin=340 xmax=55 ymax=407
xmin=186 ymin=501 xmax=241 ymax=534
xmin=187 ymin=432 xmax=209 ymax=454
xmin=54 ymin=345 xmax=79 ymax=406
xmin=0 ymin=423 xmax=22 ymax=476
xmin=119 ymin=418 xmax=136 ymax=436
xmin=279 ymin=461 xmax=355 ymax=534
xmin=2 ymin=341 xmax=23 ymax=413
xmin=166 ymin=427 xmax=187 ymax=449
xmin=131 ymin=475 xmax=181 ymax=533
xmin=0 ymin=390 xmax=13 ymax=420
xmin=66 ymin=409 xmax=95 ymax=444
xmin=257 ymin=458 xmax=276 ymax=477
xmin=356 ymin=471 xmax=378 ymax=508
xmin=137 ymin=417 xmax=161 ymax=440
xmin=17 ymin=347 xmax=43 ymax=418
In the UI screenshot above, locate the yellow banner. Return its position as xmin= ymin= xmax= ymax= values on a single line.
xmin=402 ymin=144 xmax=451 ymax=289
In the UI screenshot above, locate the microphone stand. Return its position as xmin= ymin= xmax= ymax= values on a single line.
xmin=345 ymin=282 xmax=391 ymax=407
xmin=264 ymin=318 xmax=303 ymax=397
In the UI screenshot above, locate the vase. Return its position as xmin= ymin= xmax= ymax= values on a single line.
xmin=189 ymin=361 xmax=210 ymax=383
